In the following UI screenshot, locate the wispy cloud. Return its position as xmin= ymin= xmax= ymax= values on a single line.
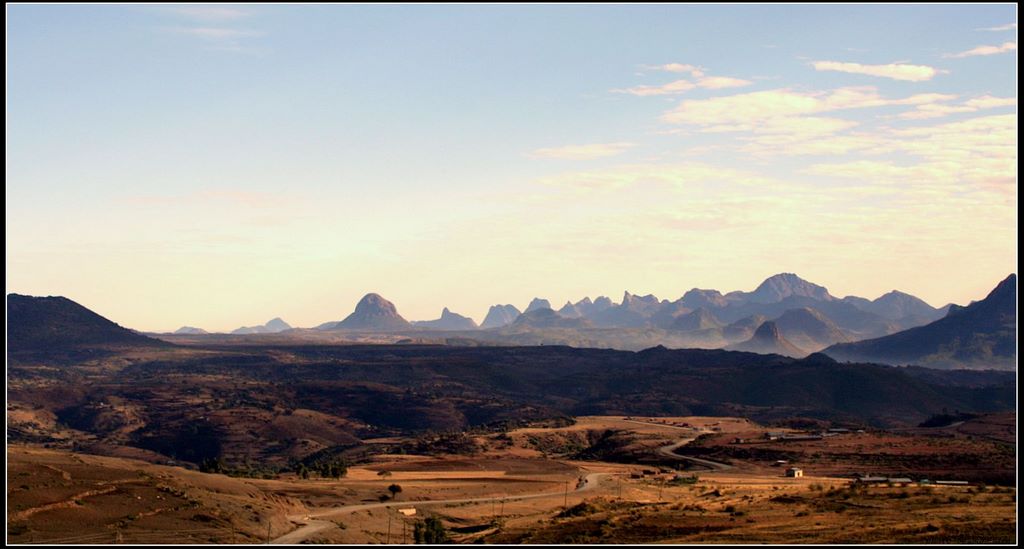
xmin=812 ymin=60 xmax=944 ymax=82
xmin=806 ymin=114 xmax=1018 ymax=193
xmin=167 ymin=26 xmax=264 ymax=52
xmin=976 ymin=23 xmax=1017 ymax=32
xmin=164 ymin=6 xmax=252 ymax=21
xmin=697 ymin=76 xmax=753 ymax=89
xmin=614 ymin=79 xmax=696 ymax=96
xmin=157 ymin=5 xmax=263 ymax=52
xmin=172 ymin=27 xmax=261 ymax=40
xmin=614 ymin=63 xmax=751 ymax=96
xmin=662 ymin=87 xmax=954 ymax=126
xmin=944 ymin=42 xmax=1017 ymax=58
xmin=534 ymin=162 xmax=787 ymax=192
xmin=897 ymin=95 xmax=1015 ymax=120
xmin=964 ymin=95 xmax=1017 ymax=109
xmin=528 ymin=142 xmax=636 ymax=160
xmin=641 ymin=63 xmax=701 ymax=74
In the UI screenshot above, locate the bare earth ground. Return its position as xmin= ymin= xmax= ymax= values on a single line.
xmin=7 ymin=415 xmax=1016 ymax=544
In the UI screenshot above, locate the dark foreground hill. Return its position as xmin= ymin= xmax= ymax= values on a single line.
xmin=824 ymin=274 xmax=1016 ymax=370
xmin=7 ymin=294 xmax=169 ymax=355
xmin=8 ymin=341 xmax=1014 ymax=469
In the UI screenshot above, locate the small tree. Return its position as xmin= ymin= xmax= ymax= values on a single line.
xmin=413 ymin=517 xmax=450 ymax=544
xmin=388 ymin=484 xmax=403 ymax=500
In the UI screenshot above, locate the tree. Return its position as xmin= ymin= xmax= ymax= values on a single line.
xmin=388 ymin=484 xmax=403 ymax=500
xmin=315 ymin=459 xmax=347 ymax=479
xmin=413 ymin=517 xmax=450 ymax=544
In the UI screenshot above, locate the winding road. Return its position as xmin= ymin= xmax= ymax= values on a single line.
xmin=656 ymin=438 xmax=733 ymax=471
xmin=270 ymin=472 xmax=609 ymax=544
xmin=272 ymin=422 xmax=732 ymax=544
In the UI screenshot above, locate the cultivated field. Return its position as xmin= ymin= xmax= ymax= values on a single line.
xmin=8 ymin=415 xmax=1016 ymax=544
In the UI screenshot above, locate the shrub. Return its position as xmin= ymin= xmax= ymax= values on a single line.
xmin=413 ymin=517 xmax=450 ymax=544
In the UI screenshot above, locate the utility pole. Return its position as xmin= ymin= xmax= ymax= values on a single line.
xmin=564 ymin=480 xmax=569 ymax=507
xmin=386 ymin=510 xmax=392 ymax=544
xmin=266 ymin=521 xmax=271 ymax=544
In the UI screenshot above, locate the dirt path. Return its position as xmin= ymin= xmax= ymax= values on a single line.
xmin=10 ymin=486 xmax=120 ymax=522
xmin=657 ymin=438 xmax=733 ymax=471
xmin=270 ymin=472 xmax=608 ymax=544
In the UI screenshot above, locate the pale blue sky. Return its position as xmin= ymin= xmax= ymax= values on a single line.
xmin=6 ymin=4 xmax=1017 ymax=331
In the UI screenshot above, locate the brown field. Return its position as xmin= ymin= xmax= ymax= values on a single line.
xmin=683 ymin=419 xmax=1016 ymax=484
xmin=7 ymin=415 xmax=1017 ymax=544
xmin=6 ymin=446 xmax=303 ymax=544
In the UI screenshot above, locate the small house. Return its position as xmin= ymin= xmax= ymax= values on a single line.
xmin=855 ymin=476 xmax=888 ymax=484
xmin=785 ymin=467 xmax=803 ymax=478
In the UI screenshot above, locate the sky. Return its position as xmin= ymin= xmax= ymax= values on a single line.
xmin=6 ymin=4 xmax=1018 ymax=332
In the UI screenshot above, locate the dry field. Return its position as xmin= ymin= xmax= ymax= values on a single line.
xmin=684 ymin=419 xmax=1016 ymax=484
xmin=7 ymin=415 xmax=1017 ymax=544
xmin=6 ymin=446 xmax=303 ymax=544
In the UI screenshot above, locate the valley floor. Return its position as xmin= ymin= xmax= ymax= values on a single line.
xmin=7 ymin=416 xmax=1017 ymax=545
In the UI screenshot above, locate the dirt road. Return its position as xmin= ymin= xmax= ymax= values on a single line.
xmin=657 ymin=438 xmax=733 ymax=471
xmin=270 ymin=472 xmax=609 ymax=544
xmin=622 ymin=419 xmax=733 ymax=471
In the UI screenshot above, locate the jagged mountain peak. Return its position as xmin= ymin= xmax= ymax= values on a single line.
xmin=725 ymin=320 xmax=807 ymax=358
xmin=823 ymin=274 xmax=1016 ymax=370
xmin=748 ymin=273 xmax=834 ymax=304
xmin=525 ymin=298 xmax=552 ymax=313
xmin=413 ymin=307 xmax=477 ymax=330
xmin=481 ymin=304 xmax=522 ymax=329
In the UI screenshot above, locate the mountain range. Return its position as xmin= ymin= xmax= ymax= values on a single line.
xmin=231 ymin=317 xmax=292 ymax=335
xmin=9 ymin=272 xmax=1013 ymax=370
xmin=473 ymin=274 xmax=948 ymax=341
xmin=305 ymin=272 xmax=1010 ymax=368
xmin=824 ymin=274 xmax=1016 ymax=370
xmin=411 ymin=308 xmax=478 ymax=330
